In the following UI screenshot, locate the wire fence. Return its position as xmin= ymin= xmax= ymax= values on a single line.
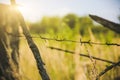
xmin=39 ymin=36 xmax=120 ymax=46
xmin=39 ymin=35 xmax=120 ymax=80
xmin=15 ymin=34 xmax=120 ymax=46
xmin=48 ymin=46 xmax=118 ymax=64
xmin=9 ymin=34 xmax=120 ymax=80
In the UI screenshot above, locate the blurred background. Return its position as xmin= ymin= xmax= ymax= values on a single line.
xmin=0 ymin=0 xmax=120 ymax=80
xmin=0 ymin=0 xmax=120 ymax=23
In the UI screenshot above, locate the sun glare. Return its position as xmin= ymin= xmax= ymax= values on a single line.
xmin=17 ymin=5 xmax=37 ymax=21
xmin=17 ymin=5 xmax=26 ymax=14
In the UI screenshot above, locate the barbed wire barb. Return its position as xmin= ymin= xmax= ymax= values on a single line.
xmin=39 ymin=36 xmax=120 ymax=46
xmin=10 ymin=34 xmax=120 ymax=46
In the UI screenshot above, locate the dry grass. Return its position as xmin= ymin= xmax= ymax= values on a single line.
xmin=19 ymin=33 xmax=120 ymax=80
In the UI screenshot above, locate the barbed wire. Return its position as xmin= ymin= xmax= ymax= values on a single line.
xmin=48 ymin=46 xmax=119 ymax=65
xmin=9 ymin=34 xmax=120 ymax=79
xmin=39 ymin=36 xmax=120 ymax=46
xmin=48 ymin=46 xmax=120 ymax=79
xmin=96 ymin=60 xmax=120 ymax=80
xmin=11 ymin=34 xmax=120 ymax=46
xmin=48 ymin=45 xmax=120 ymax=79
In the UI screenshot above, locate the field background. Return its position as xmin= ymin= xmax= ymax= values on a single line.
xmin=19 ymin=14 xmax=120 ymax=80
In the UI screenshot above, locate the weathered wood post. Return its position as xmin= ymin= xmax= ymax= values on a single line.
xmin=89 ymin=14 xmax=120 ymax=33
xmin=0 ymin=0 xmax=50 ymax=80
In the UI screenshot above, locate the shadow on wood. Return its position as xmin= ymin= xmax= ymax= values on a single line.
xmin=0 ymin=3 xmax=20 ymax=80
xmin=0 ymin=0 xmax=50 ymax=80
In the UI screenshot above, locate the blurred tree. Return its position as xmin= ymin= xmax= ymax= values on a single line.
xmin=47 ymin=16 xmax=61 ymax=32
xmin=30 ymin=16 xmax=61 ymax=34
xmin=29 ymin=17 xmax=49 ymax=34
xmin=78 ymin=16 xmax=93 ymax=36
xmin=30 ymin=22 xmax=45 ymax=34
xmin=63 ymin=14 xmax=78 ymax=29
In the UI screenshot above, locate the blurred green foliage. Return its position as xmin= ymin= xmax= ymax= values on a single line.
xmin=29 ymin=14 xmax=119 ymax=41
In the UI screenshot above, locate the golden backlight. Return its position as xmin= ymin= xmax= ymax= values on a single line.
xmin=17 ymin=5 xmax=26 ymax=14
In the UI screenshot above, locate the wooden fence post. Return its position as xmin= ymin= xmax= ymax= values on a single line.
xmin=0 ymin=0 xmax=50 ymax=79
